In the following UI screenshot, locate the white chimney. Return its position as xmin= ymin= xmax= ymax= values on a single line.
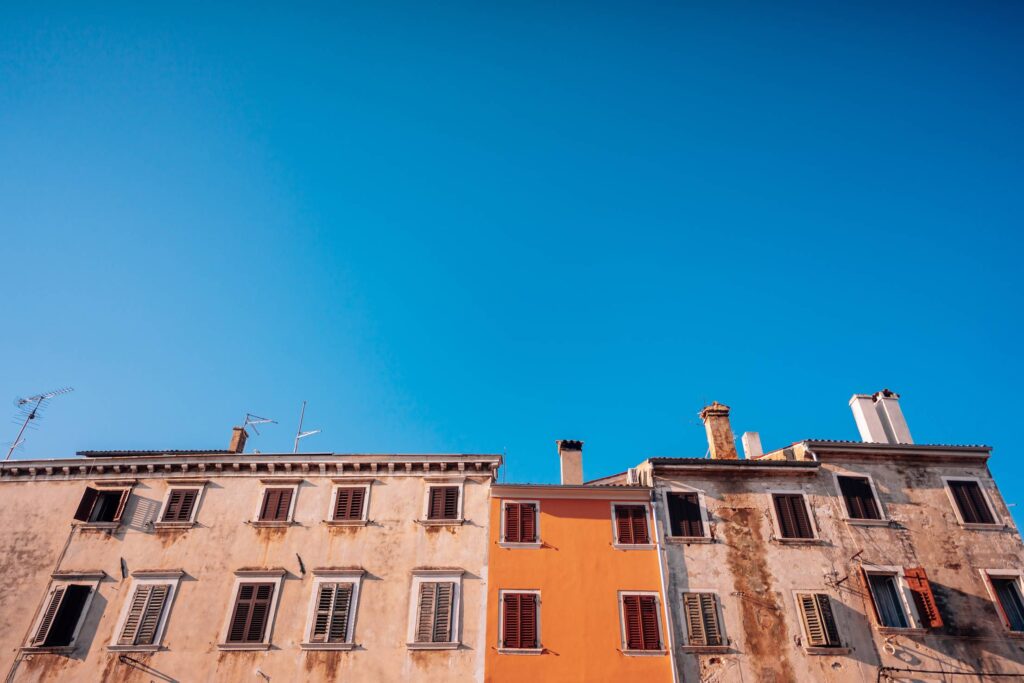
xmin=850 ymin=394 xmax=889 ymax=443
xmin=849 ymin=390 xmax=913 ymax=444
xmin=557 ymin=440 xmax=583 ymax=485
xmin=741 ymin=432 xmax=763 ymax=459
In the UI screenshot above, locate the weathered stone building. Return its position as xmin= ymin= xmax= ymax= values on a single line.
xmin=0 ymin=431 xmax=501 ymax=682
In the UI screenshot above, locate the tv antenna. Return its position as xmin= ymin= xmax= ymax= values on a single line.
xmin=5 ymin=387 xmax=75 ymax=461
xmin=243 ymin=413 xmax=276 ymax=436
xmin=293 ymin=401 xmax=321 ymax=453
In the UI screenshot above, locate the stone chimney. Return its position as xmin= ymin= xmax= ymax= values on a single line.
xmin=700 ymin=402 xmax=738 ymax=460
xmin=850 ymin=389 xmax=913 ymax=444
xmin=557 ymin=440 xmax=583 ymax=485
xmin=229 ymin=426 xmax=248 ymax=454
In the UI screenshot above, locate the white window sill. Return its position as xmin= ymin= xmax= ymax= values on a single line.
xmin=153 ymin=521 xmax=195 ymax=530
xmin=622 ymin=648 xmax=667 ymax=656
xmin=323 ymin=519 xmax=369 ymax=527
xmin=498 ymin=542 xmax=542 ymax=549
xmin=78 ymin=522 xmax=120 ymax=532
xmin=249 ymin=520 xmax=296 ymax=528
xmin=417 ymin=519 xmax=465 ymax=527
xmin=407 ymin=642 xmax=460 ymax=650
xmin=612 ymin=543 xmax=656 ymax=551
xmin=876 ymin=627 xmax=928 ymax=636
xmin=107 ymin=644 xmax=163 ymax=652
xmin=20 ymin=646 xmax=75 ymax=655
xmin=679 ymin=644 xmax=729 ymax=653
xmin=665 ymin=536 xmax=714 ymax=545
xmin=1003 ymin=630 xmax=1024 ymax=639
xmin=774 ymin=537 xmax=824 ymax=545
xmin=844 ymin=518 xmax=890 ymax=527
xmin=300 ymin=642 xmax=356 ymax=650
xmin=804 ymin=646 xmax=851 ymax=655
xmin=498 ymin=647 xmax=543 ymax=655
xmin=217 ymin=642 xmax=272 ymax=651
xmin=960 ymin=522 xmax=1006 ymax=531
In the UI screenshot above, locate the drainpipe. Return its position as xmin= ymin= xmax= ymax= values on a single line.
xmin=650 ymin=488 xmax=680 ymax=683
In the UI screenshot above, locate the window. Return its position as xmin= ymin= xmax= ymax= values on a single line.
xmin=219 ymin=570 xmax=285 ymax=649
xmin=302 ymin=571 xmax=364 ymax=648
xmin=27 ymin=572 xmax=103 ymax=651
xmin=772 ymin=493 xmax=814 ymax=539
xmin=427 ymin=486 xmax=460 ymax=521
xmin=613 ymin=504 xmax=651 ymax=546
xmin=408 ymin=570 xmax=463 ymax=648
xmin=863 ymin=566 xmax=941 ymax=631
xmin=989 ymin=576 xmax=1024 ymax=632
xmin=666 ymin=492 xmax=705 ymax=538
xmin=502 ymin=502 xmax=538 ymax=544
xmin=837 ymin=476 xmax=882 ymax=520
xmin=257 ymin=486 xmax=296 ymax=523
xmin=331 ymin=486 xmax=368 ymax=522
xmin=866 ymin=573 xmax=908 ymax=628
xmin=73 ymin=486 xmax=130 ymax=524
xmin=500 ymin=591 xmax=540 ymax=650
xmin=620 ymin=593 xmax=662 ymax=652
xmin=796 ymin=593 xmax=842 ymax=647
xmin=159 ymin=487 xmax=202 ymax=524
xmin=111 ymin=572 xmax=183 ymax=650
xmin=946 ymin=479 xmax=997 ymax=525
xmin=681 ymin=592 xmax=723 ymax=646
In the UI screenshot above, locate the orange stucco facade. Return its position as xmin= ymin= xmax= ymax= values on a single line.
xmin=485 ymin=486 xmax=673 ymax=683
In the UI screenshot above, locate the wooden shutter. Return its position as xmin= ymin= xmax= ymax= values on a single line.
xmin=73 ymin=488 xmax=99 ymax=522
xmin=33 ymin=586 xmax=67 ymax=645
xmin=616 ymin=505 xmax=649 ymax=545
xmin=622 ymin=595 xmax=660 ymax=650
xmin=433 ymin=582 xmax=454 ymax=642
xmin=227 ymin=583 xmax=274 ymax=643
xmin=950 ymin=481 xmax=995 ymax=524
xmin=428 ymin=487 xmax=459 ymax=520
xmin=415 ymin=583 xmax=436 ymax=642
xmin=260 ymin=488 xmax=293 ymax=522
xmin=311 ymin=582 xmax=354 ymax=642
xmin=415 ymin=581 xmax=455 ymax=643
xmin=113 ymin=489 xmax=131 ymax=523
xmin=502 ymin=593 xmax=538 ymax=649
xmin=119 ymin=585 xmax=151 ymax=645
xmin=798 ymin=593 xmax=841 ymax=647
xmin=503 ymin=503 xmax=537 ymax=543
xmin=683 ymin=593 xmax=721 ymax=646
xmin=774 ymin=495 xmax=813 ymax=539
xmin=333 ymin=487 xmax=365 ymax=521
xmin=839 ymin=477 xmax=880 ymax=520
xmin=504 ymin=503 xmax=521 ymax=543
xmin=668 ymin=493 xmax=704 ymax=537
xmin=904 ymin=567 xmax=943 ymax=628
xmin=163 ymin=489 xmax=199 ymax=522
xmin=135 ymin=584 xmax=169 ymax=645
xmin=503 ymin=594 xmax=520 ymax=648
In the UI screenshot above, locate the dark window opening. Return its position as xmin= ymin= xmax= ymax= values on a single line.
xmin=667 ymin=493 xmax=705 ymax=537
xmin=992 ymin=578 xmax=1024 ymax=632
xmin=73 ymin=487 xmax=129 ymax=524
xmin=948 ymin=480 xmax=996 ymax=524
xmin=867 ymin=574 xmax=909 ymax=628
xmin=33 ymin=584 xmax=91 ymax=647
xmin=837 ymin=476 xmax=881 ymax=520
xmin=773 ymin=494 xmax=814 ymax=539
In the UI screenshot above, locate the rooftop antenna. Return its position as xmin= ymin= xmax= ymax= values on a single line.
xmin=5 ymin=387 xmax=74 ymax=461
xmin=243 ymin=413 xmax=276 ymax=436
xmin=293 ymin=401 xmax=320 ymax=453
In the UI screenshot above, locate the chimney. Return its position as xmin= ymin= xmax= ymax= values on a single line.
xmin=700 ymin=402 xmax=738 ymax=460
xmin=229 ymin=426 xmax=248 ymax=454
xmin=557 ymin=440 xmax=583 ymax=485
xmin=741 ymin=431 xmax=763 ymax=459
xmin=849 ymin=390 xmax=913 ymax=444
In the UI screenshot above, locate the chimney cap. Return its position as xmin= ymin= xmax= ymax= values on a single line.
xmin=699 ymin=402 xmax=731 ymax=420
xmin=873 ymin=388 xmax=899 ymax=400
xmin=556 ymin=440 xmax=583 ymax=450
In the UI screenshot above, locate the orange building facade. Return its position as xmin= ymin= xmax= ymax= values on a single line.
xmin=484 ymin=482 xmax=674 ymax=683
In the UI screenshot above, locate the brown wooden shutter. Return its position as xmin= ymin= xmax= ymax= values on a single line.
xmin=774 ymin=495 xmax=813 ymax=538
xmin=904 ymin=567 xmax=943 ymax=628
xmin=415 ymin=583 xmax=436 ymax=642
xmin=73 ymin=488 xmax=99 ymax=522
xmin=683 ymin=593 xmax=721 ymax=646
xmin=227 ymin=583 xmax=274 ymax=643
xmin=504 ymin=503 xmax=521 ymax=543
xmin=33 ymin=586 xmax=67 ymax=645
xmin=428 ymin=487 xmax=459 ymax=520
xmin=502 ymin=593 xmax=520 ymax=648
xmin=838 ymin=477 xmax=880 ymax=520
xmin=311 ymin=583 xmax=335 ymax=642
xmin=816 ymin=595 xmax=841 ymax=645
xmin=798 ymin=593 xmax=826 ymax=646
xmin=520 ymin=593 xmax=537 ymax=648
xmin=622 ymin=595 xmax=643 ymax=650
xmin=112 ymin=488 xmax=131 ymax=523
xmin=333 ymin=487 xmax=365 ymax=521
xmin=415 ymin=581 xmax=455 ymax=643
xmin=669 ymin=493 xmax=704 ymax=537
xmin=328 ymin=583 xmax=353 ymax=642
xmin=433 ymin=582 xmax=454 ymax=642
xmin=616 ymin=505 xmax=649 ymax=544
xmin=119 ymin=585 xmax=151 ymax=645
xmin=260 ymin=488 xmax=293 ymax=522
xmin=163 ymin=489 xmax=198 ymax=522
xmin=639 ymin=595 xmax=660 ymax=649
xmin=520 ymin=503 xmax=536 ymax=542
xmin=443 ymin=488 xmax=459 ymax=519
xmin=135 ymin=584 xmax=169 ymax=645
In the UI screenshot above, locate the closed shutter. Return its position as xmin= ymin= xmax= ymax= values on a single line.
xmin=311 ymin=582 xmax=354 ymax=642
xmin=163 ymin=489 xmax=199 ymax=522
xmin=135 ymin=584 xmax=170 ymax=645
xmin=668 ymin=493 xmax=704 ymax=537
xmin=774 ymin=494 xmax=813 ymax=539
xmin=428 ymin=487 xmax=459 ymax=520
xmin=502 ymin=593 xmax=538 ymax=649
xmin=119 ymin=585 xmax=150 ymax=645
xmin=798 ymin=593 xmax=841 ymax=647
xmin=622 ymin=595 xmax=660 ymax=650
xmin=503 ymin=503 xmax=537 ymax=543
xmin=838 ymin=477 xmax=881 ymax=520
xmin=227 ymin=583 xmax=275 ymax=643
xmin=333 ymin=488 xmax=366 ymax=521
xmin=504 ymin=503 xmax=521 ymax=543
xmin=904 ymin=567 xmax=943 ymax=628
xmin=73 ymin=488 xmax=99 ymax=522
xmin=415 ymin=581 xmax=455 ymax=643
xmin=503 ymin=594 xmax=520 ymax=648
xmin=683 ymin=593 xmax=722 ymax=646
xmin=950 ymin=481 xmax=995 ymax=524
xmin=259 ymin=489 xmax=293 ymax=522
xmin=33 ymin=586 xmax=67 ymax=645
xmin=615 ymin=505 xmax=649 ymax=545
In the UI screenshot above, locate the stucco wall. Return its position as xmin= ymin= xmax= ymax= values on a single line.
xmin=0 ymin=460 xmax=495 ymax=682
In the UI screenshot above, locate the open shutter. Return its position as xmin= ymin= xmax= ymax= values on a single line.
xmin=433 ymin=582 xmax=454 ymax=642
xmin=503 ymin=594 xmax=520 ymax=648
xmin=33 ymin=586 xmax=67 ymax=645
xmin=799 ymin=593 xmax=827 ymax=646
xmin=112 ymin=489 xmax=131 ymax=523
xmin=135 ymin=584 xmax=169 ymax=645
xmin=904 ymin=567 xmax=943 ymax=628
xmin=119 ymin=585 xmax=152 ymax=645
xmin=683 ymin=593 xmax=707 ymax=645
xmin=639 ymin=595 xmax=660 ymax=649
xmin=328 ymin=583 xmax=353 ymax=643
xmin=505 ymin=503 xmax=521 ymax=543
xmin=622 ymin=595 xmax=643 ymax=650
xmin=816 ymin=595 xmax=841 ymax=645
xmin=415 ymin=583 xmax=437 ymax=642
xmin=73 ymin=488 xmax=99 ymax=522
xmin=428 ymin=489 xmax=443 ymax=520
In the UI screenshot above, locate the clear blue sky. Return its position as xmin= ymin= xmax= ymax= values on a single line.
xmin=1 ymin=2 xmax=1021 ymax=508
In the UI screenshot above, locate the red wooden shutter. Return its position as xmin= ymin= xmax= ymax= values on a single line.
xmin=631 ymin=507 xmax=649 ymax=544
xmin=520 ymin=594 xmax=537 ymax=648
xmin=639 ymin=595 xmax=660 ymax=649
xmin=521 ymin=503 xmax=536 ymax=543
xmin=504 ymin=503 xmax=521 ymax=543
xmin=615 ymin=505 xmax=648 ymax=544
xmin=260 ymin=489 xmax=293 ymax=522
xmin=502 ymin=593 xmax=537 ymax=649
xmin=622 ymin=595 xmax=643 ymax=649
xmin=904 ymin=567 xmax=943 ymax=628
xmin=73 ymin=488 xmax=99 ymax=522
xmin=502 ymin=594 xmax=521 ymax=648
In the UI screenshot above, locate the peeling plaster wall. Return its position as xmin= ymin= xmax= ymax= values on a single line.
xmin=0 ymin=466 xmax=494 ymax=683
xmin=648 ymin=456 xmax=1024 ymax=682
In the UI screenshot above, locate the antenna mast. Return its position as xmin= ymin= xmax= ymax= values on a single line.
xmin=5 ymin=387 xmax=74 ymax=461
xmin=293 ymin=401 xmax=321 ymax=453
xmin=243 ymin=413 xmax=277 ymax=436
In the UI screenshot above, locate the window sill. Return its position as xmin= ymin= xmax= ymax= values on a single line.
xmin=249 ymin=520 xmax=295 ymax=528
xmin=498 ymin=542 xmax=542 ymax=549
xmin=622 ymin=648 xmax=667 ymax=657
xmin=107 ymin=644 xmax=163 ymax=652
xmin=217 ymin=643 xmax=272 ymax=651
xmin=612 ymin=543 xmax=656 ymax=551
xmin=844 ymin=518 xmax=890 ymax=527
xmin=679 ymin=645 xmax=730 ymax=654
xmin=665 ymin=536 xmax=714 ymax=545
xmin=805 ymin=646 xmax=852 ymax=655
xmin=407 ymin=642 xmax=460 ymax=650
xmin=960 ymin=522 xmax=1007 ymax=531
xmin=153 ymin=521 xmax=195 ymax=530
xmin=323 ymin=519 xmax=369 ymax=527
xmin=498 ymin=647 xmax=544 ymax=655
xmin=417 ymin=519 xmax=465 ymax=527
xmin=876 ymin=627 xmax=928 ymax=636
xmin=20 ymin=646 xmax=75 ymax=655
xmin=78 ymin=522 xmax=120 ymax=532
xmin=774 ymin=537 xmax=824 ymax=545
xmin=300 ymin=642 xmax=356 ymax=651
xmin=1003 ymin=631 xmax=1024 ymax=639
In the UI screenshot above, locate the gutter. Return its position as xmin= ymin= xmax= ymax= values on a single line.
xmin=650 ymin=490 xmax=680 ymax=683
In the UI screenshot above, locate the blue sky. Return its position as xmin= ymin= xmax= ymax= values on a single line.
xmin=1 ymin=2 xmax=1022 ymax=508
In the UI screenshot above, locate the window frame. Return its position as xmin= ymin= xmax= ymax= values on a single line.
xmin=74 ymin=481 xmax=135 ymax=529
xmin=662 ymin=486 xmax=712 ymax=542
xmin=678 ymin=589 xmax=729 ymax=652
xmin=497 ymin=589 xmax=543 ymax=654
xmin=942 ymin=476 xmax=1001 ymax=528
xmin=499 ymin=499 xmax=541 ymax=548
xmin=610 ymin=502 xmax=655 ymax=549
xmin=155 ymin=482 xmax=207 ymax=529
xmin=217 ymin=569 xmax=287 ymax=650
xmin=791 ymin=590 xmax=849 ymax=653
xmin=108 ymin=570 xmax=184 ymax=651
xmin=420 ymin=478 xmax=466 ymax=526
xmin=862 ymin=565 xmax=924 ymax=631
xmin=252 ymin=480 xmax=300 ymax=526
xmin=406 ymin=569 xmax=464 ymax=649
xmin=981 ymin=569 xmax=1024 ymax=635
xmin=768 ymin=489 xmax=818 ymax=542
xmin=831 ymin=471 xmax=887 ymax=525
xmin=23 ymin=571 xmax=104 ymax=653
xmin=617 ymin=590 xmax=666 ymax=655
xmin=300 ymin=569 xmax=365 ymax=650
xmin=326 ymin=480 xmax=372 ymax=526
